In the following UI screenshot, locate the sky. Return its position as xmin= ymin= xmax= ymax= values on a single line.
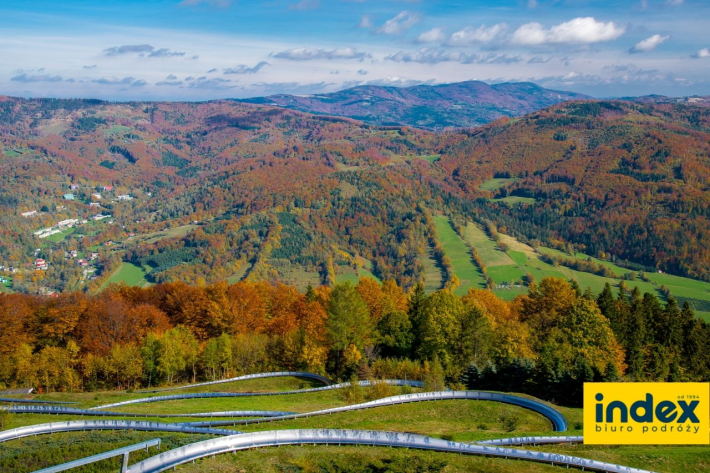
xmin=1 ymin=0 xmax=709 ymax=100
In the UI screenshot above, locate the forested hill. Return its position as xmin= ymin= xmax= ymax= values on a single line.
xmin=436 ymin=99 xmax=710 ymax=282
xmin=238 ymin=81 xmax=588 ymax=130
xmin=1 ymin=96 xmax=710 ymax=298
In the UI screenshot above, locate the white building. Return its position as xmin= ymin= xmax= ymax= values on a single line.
xmin=56 ymin=219 xmax=79 ymax=228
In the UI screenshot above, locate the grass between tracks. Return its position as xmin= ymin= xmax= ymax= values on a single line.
xmin=0 ymin=377 xmax=706 ymax=473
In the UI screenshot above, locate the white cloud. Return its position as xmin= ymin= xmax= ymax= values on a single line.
xmin=11 ymin=73 xmax=63 ymax=83
xmin=377 ymin=11 xmax=420 ymax=36
xmin=386 ymin=48 xmax=522 ymax=65
xmin=92 ymin=77 xmax=147 ymax=87
xmin=448 ymin=24 xmax=507 ymax=46
xmin=359 ymin=15 xmax=373 ymax=29
xmin=630 ymin=34 xmax=670 ymax=53
xmin=692 ymin=48 xmax=710 ymax=58
xmin=273 ymin=47 xmax=370 ymax=61
xmin=511 ymin=17 xmax=626 ymax=46
xmin=417 ymin=27 xmax=445 ymax=43
xmin=223 ymin=61 xmax=269 ymax=74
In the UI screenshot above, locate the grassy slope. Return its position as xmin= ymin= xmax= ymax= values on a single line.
xmin=458 ymin=220 xmax=710 ymax=312
xmin=422 ymin=246 xmax=445 ymax=293
xmin=100 ymin=262 xmax=149 ymax=289
xmin=478 ymin=178 xmax=520 ymax=191
xmin=432 ymin=216 xmax=486 ymax=296
xmin=1 ymin=376 xmax=703 ymax=473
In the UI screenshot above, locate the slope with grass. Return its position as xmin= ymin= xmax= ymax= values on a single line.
xmin=2 ymin=375 xmax=704 ymax=473
xmin=455 ymin=220 xmax=710 ymax=311
xmin=101 ymin=262 xmax=150 ymax=289
xmin=432 ymin=216 xmax=486 ymax=295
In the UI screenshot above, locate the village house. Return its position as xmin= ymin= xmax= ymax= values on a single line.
xmin=57 ymin=219 xmax=79 ymax=228
xmin=63 ymin=193 xmax=75 ymax=200
xmin=21 ymin=210 xmax=37 ymax=217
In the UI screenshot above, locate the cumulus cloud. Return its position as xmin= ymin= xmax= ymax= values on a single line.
xmin=417 ymin=27 xmax=446 ymax=43
xmin=272 ymin=47 xmax=370 ymax=61
xmin=223 ymin=61 xmax=269 ymax=74
xmin=630 ymin=34 xmax=670 ymax=53
xmin=448 ymin=24 xmax=507 ymax=46
xmin=103 ymin=44 xmax=186 ymax=58
xmin=385 ymin=48 xmax=521 ymax=65
xmin=692 ymin=48 xmax=710 ymax=58
xmin=11 ymin=73 xmax=63 ymax=83
xmin=92 ymin=77 xmax=146 ymax=87
xmin=511 ymin=17 xmax=626 ymax=46
xmin=377 ymin=11 xmax=420 ymax=35
xmin=357 ymin=69 xmax=368 ymax=75
xmin=83 ymin=65 xmax=97 ymax=69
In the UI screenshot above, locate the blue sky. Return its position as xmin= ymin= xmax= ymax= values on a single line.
xmin=1 ymin=0 xmax=708 ymax=100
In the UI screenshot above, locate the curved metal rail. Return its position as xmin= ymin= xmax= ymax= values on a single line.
xmin=125 ymin=429 xmax=652 ymax=473
xmin=0 ymin=420 xmax=239 ymax=443
xmin=92 ymin=380 xmax=423 ymax=410
xmin=3 ymin=404 xmax=294 ymax=418
xmin=177 ymin=391 xmax=568 ymax=432
xmin=35 ymin=438 xmax=161 ymax=473
xmin=478 ymin=436 xmax=584 ymax=446
xmin=138 ymin=371 xmax=333 ymax=393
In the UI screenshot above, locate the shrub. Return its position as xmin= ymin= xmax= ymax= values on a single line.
xmin=501 ymin=414 xmax=520 ymax=432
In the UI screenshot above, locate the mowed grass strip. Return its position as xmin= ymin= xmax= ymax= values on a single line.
xmin=101 ymin=262 xmax=149 ymax=289
xmin=432 ymin=216 xmax=486 ymax=295
xmin=478 ymin=178 xmax=520 ymax=191
xmin=422 ymin=246 xmax=445 ymax=293
xmin=462 ymin=223 xmax=514 ymax=267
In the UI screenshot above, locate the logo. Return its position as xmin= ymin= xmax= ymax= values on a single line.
xmin=583 ymin=382 xmax=710 ymax=445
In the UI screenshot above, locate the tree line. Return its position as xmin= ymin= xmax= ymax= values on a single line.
xmin=0 ymin=276 xmax=708 ymax=406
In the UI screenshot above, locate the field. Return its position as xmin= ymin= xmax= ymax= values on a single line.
xmin=491 ymin=196 xmax=536 ymax=205
xmin=432 ymin=216 xmax=486 ymax=295
xmin=44 ymin=227 xmax=76 ymax=242
xmin=478 ymin=178 xmax=520 ymax=191
xmin=422 ymin=246 xmax=445 ymax=293
xmin=433 ymin=218 xmax=710 ymax=311
xmin=101 ymin=262 xmax=150 ymax=289
xmin=123 ymin=224 xmax=199 ymax=248
xmin=1 ymin=376 xmax=705 ymax=473
xmin=418 ymin=154 xmax=441 ymax=163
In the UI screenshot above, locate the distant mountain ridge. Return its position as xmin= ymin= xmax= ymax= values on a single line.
xmin=238 ymin=81 xmax=590 ymax=130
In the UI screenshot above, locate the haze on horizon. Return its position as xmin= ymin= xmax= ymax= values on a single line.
xmin=1 ymin=0 xmax=709 ymax=101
